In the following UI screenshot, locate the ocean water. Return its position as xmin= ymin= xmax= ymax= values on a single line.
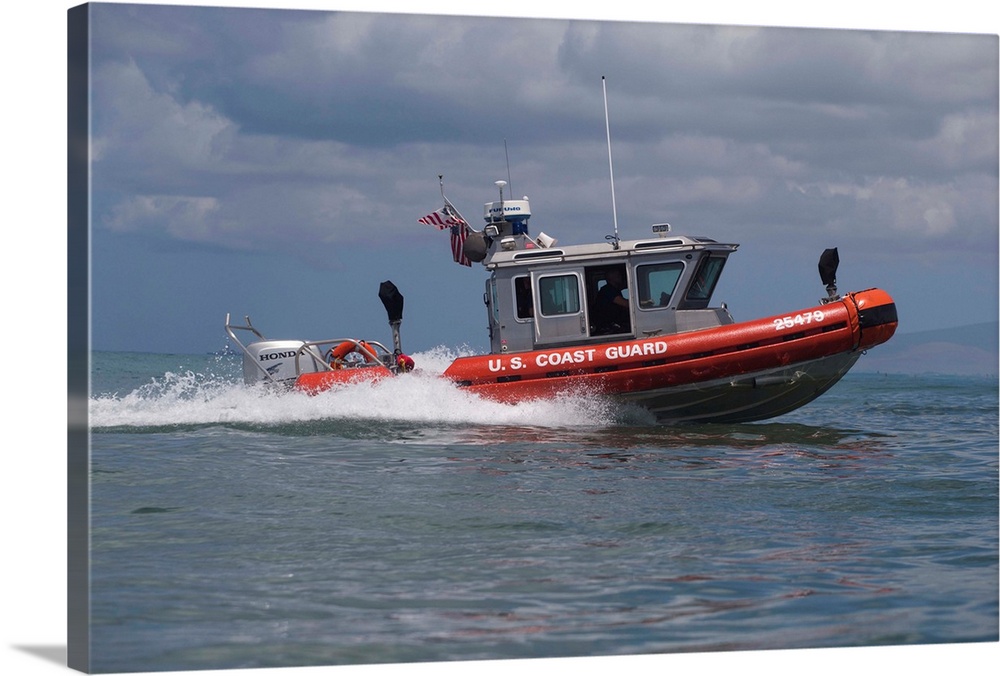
xmin=85 ymin=350 xmax=998 ymax=673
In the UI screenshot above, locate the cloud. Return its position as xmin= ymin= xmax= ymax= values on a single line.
xmin=811 ymin=177 xmax=959 ymax=235
xmin=89 ymin=7 xmax=997 ymax=270
xmin=107 ymin=194 xmax=225 ymax=237
xmin=922 ymin=110 xmax=998 ymax=171
xmin=93 ymin=59 xmax=238 ymax=184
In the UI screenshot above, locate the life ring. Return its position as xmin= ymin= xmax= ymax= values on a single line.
xmin=329 ymin=340 xmax=378 ymax=368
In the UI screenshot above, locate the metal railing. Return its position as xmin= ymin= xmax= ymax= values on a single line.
xmin=224 ymin=313 xmax=393 ymax=385
xmin=224 ymin=313 xmax=279 ymax=384
xmin=293 ymin=338 xmax=392 ymax=375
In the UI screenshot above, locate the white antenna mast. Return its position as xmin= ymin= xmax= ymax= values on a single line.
xmin=495 ymin=179 xmax=506 ymax=224
xmin=504 ymin=139 xmax=513 ymax=196
xmin=602 ymin=76 xmax=620 ymax=249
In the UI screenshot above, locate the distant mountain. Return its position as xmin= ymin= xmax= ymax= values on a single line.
xmin=856 ymin=321 xmax=998 ymax=376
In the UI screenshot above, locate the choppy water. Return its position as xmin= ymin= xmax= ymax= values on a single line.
xmin=85 ymin=350 xmax=998 ymax=673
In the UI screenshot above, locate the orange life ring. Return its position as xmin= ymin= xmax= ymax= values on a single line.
xmin=329 ymin=340 xmax=378 ymax=368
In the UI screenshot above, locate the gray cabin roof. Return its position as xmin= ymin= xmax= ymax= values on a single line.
xmin=484 ymin=233 xmax=739 ymax=270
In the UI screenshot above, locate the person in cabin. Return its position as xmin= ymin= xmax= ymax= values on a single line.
xmin=595 ymin=268 xmax=630 ymax=333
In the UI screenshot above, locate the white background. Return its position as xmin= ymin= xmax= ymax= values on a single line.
xmin=3 ymin=1 xmax=997 ymax=675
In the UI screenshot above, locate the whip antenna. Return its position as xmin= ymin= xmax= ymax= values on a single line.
xmin=504 ymin=139 xmax=513 ymax=196
xmin=602 ymin=76 xmax=620 ymax=249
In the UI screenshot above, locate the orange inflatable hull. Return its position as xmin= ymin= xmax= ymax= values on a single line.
xmin=294 ymin=364 xmax=392 ymax=393
xmin=442 ymin=289 xmax=897 ymax=404
xmin=291 ymin=289 xmax=896 ymax=422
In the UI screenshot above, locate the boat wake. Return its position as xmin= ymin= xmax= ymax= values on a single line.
xmin=89 ymin=347 xmax=650 ymax=431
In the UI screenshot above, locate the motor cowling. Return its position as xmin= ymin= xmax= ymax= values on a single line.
xmin=242 ymin=340 xmax=322 ymax=385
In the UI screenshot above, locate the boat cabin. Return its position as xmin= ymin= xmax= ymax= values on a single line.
xmin=478 ymin=196 xmax=739 ymax=355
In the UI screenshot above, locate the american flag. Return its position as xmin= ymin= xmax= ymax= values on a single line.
xmin=450 ymin=223 xmax=471 ymax=267
xmin=417 ymin=207 xmax=462 ymax=230
xmin=419 ymin=206 xmax=472 ymax=266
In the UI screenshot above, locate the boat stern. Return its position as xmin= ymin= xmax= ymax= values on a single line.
xmin=241 ymin=340 xmax=324 ymax=386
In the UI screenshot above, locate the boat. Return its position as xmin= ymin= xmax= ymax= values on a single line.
xmin=225 ymin=181 xmax=898 ymax=424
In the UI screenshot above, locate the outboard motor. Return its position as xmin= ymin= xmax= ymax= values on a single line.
xmin=241 ymin=340 xmax=323 ymax=386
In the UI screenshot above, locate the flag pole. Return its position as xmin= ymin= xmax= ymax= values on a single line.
xmin=438 ymin=174 xmax=473 ymax=232
xmin=439 ymin=174 xmax=456 ymax=218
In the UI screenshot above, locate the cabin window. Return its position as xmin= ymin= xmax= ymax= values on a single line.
xmin=487 ymin=278 xmax=499 ymax=324
xmin=537 ymin=274 xmax=581 ymax=316
xmin=681 ymin=256 xmax=726 ymax=309
xmin=636 ymin=262 xmax=684 ymax=309
xmin=513 ymin=275 xmax=533 ymax=320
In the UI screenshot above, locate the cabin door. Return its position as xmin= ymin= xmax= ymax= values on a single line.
xmin=530 ymin=269 xmax=588 ymax=346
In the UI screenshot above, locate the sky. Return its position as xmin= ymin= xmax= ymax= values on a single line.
xmin=75 ymin=2 xmax=998 ymax=356
xmin=76 ymin=3 xmax=999 ymax=356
